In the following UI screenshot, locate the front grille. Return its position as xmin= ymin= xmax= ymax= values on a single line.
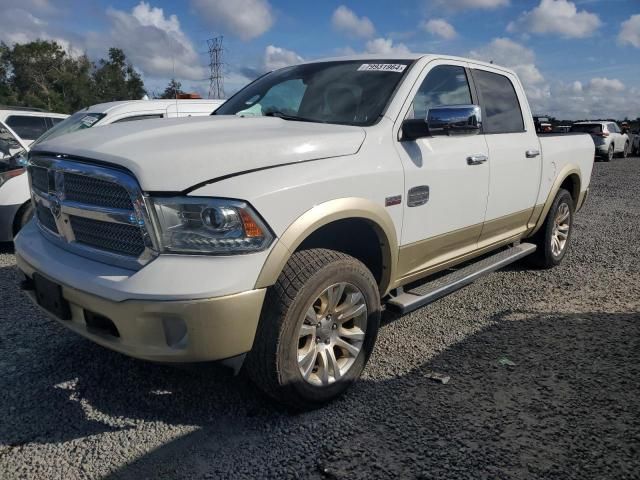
xmin=28 ymin=157 xmax=156 ymax=269
xmin=36 ymin=203 xmax=58 ymax=234
xmin=30 ymin=166 xmax=49 ymax=192
xmin=70 ymin=216 xmax=146 ymax=256
xmin=63 ymin=172 xmax=133 ymax=210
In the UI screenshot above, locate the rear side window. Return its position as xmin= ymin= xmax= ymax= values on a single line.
xmin=570 ymin=123 xmax=602 ymax=134
xmin=113 ymin=114 xmax=164 ymax=123
xmin=473 ymin=70 xmax=524 ymax=134
xmin=408 ymin=65 xmax=472 ymax=120
xmin=50 ymin=117 xmax=65 ymax=126
xmin=6 ymin=115 xmax=50 ymax=140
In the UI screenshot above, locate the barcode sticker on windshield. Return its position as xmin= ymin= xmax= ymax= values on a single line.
xmin=358 ymin=64 xmax=407 ymax=73
xmin=80 ymin=115 xmax=99 ymax=127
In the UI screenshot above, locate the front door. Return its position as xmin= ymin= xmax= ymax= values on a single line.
xmin=393 ymin=61 xmax=490 ymax=281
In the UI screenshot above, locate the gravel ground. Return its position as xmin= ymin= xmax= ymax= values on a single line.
xmin=1 ymin=158 xmax=639 ymax=480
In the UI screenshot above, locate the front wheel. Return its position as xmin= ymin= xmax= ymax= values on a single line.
xmin=246 ymin=248 xmax=381 ymax=410
xmin=528 ymin=189 xmax=574 ymax=269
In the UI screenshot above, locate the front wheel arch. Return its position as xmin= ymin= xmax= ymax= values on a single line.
xmin=255 ymin=198 xmax=399 ymax=296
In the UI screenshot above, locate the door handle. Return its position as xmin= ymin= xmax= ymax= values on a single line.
xmin=467 ymin=154 xmax=488 ymax=165
xmin=525 ymin=149 xmax=540 ymax=158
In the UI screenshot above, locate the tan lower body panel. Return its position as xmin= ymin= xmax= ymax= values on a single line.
xmin=18 ymin=257 xmax=266 ymax=363
xmin=395 ymin=206 xmax=544 ymax=288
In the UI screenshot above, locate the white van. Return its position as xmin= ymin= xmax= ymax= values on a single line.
xmin=0 ymin=108 xmax=68 ymax=146
xmin=0 ymin=99 xmax=225 ymax=241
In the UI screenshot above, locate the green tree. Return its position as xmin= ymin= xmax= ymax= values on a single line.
xmin=93 ymin=48 xmax=146 ymax=102
xmin=158 ymin=78 xmax=183 ymax=99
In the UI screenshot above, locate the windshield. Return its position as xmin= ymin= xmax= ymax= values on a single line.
xmin=0 ymin=122 xmax=27 ymax=172
xmin=571 ymin=123 xmax=602 ymax=134
xmin=33 ymin=111 xmax=106 ymax=146
xmin=214 ymin=60 xmax=414 ymax=126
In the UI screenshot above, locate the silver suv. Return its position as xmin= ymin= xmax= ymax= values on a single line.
xmin=571 ymin=121 xmax=630 ymax=162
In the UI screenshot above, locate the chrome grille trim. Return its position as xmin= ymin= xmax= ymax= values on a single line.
xmin=27 ymin=156 xmax=158 ymax=270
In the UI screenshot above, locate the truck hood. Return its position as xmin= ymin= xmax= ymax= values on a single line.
xmin=31 ymin=116 xmax=366 ymax=191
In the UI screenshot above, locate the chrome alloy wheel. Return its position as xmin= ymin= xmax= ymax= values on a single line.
xmin=551 ymin=202 xmax=570 ymax=257
xmin=297 ymin=282 xmax=367 ymax=386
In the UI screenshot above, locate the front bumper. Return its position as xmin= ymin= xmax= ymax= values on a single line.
xmin=0 ymin=203 xmax=21 ymax=242
xmin=17 ymin=254 xmax=266 ymax=362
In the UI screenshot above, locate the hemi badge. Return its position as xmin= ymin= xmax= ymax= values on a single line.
xmin=385 ymin=195 xmax=402 ymax=207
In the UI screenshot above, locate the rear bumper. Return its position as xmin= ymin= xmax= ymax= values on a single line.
xmin=17 ymin=255 xmax=266 ymax=363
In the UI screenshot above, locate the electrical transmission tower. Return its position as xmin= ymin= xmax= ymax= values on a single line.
xmin=207 ymin=36 xmax=225 ymax=99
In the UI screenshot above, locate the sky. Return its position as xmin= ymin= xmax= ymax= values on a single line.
xmin=1 ymin=0 xmax=639 ymax=119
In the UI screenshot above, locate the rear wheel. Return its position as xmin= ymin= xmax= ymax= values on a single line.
xmin=528 ymin=189 xmax=574 ymax=269
xmin=622 ymin=141 xmax=630 ymax=158
xmin=246 ymin=248 xmax=381 ymax=410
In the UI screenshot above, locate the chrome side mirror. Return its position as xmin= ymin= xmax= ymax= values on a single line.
xmin=426 ymin=105 xmax=482 ymax=136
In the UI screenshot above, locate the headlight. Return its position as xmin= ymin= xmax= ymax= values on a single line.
xmin=151 ymin=197 xmax=274 ymax=254
xmin=0 ymin=167 xmax=26 ymax=188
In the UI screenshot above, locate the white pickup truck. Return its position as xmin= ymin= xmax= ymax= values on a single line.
xmin=16 ymin=55 xmax=594 ymax=409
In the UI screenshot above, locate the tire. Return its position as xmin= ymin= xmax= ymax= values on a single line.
xmin=605 ymin=143 xmax=614 ymax=162
xmin=528 ymin=189 xmax=574 ymax=269
xmin=621 ymin=142 xmax=630 ymax=158
xmin=13 ymin=202 xmax=33 ymax=237
xmin=246 ymin=248 xmax=381 ymax=410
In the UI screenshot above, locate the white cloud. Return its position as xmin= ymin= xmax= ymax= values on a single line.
xmin=102 ymin=2 xmax=205 ymax=81
xmin=0 ymin=8 xmax=85 ymax=57
xmin=540 ymin=80 xmax=639 ymax=120
xmin=191 ymin=0 xmax=274 ymax=41
xmin=507 ymin=0 xmax=601 ymax=39
xmin=331 ymin=5 xmax=375 ymax=39
xmin=365 ymin=37 xmax=411 ymax=55
xmin=618 ymin=14 xmax=640 ymax=48
xmin=432 ymin=0 xmax=509 ymax=11
xmin=263 ymin=45 xmax=303 ymax=71
xmin=422 ymin=19 xmax=457 ymax=40
xmin=587 ymin=77 xmax=625 ymax=92
xmin=469 ymin=38 xmax=549 ymax=101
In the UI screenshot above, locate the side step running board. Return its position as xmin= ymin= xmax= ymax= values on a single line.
xmin=386 ymin=243 xmax=537 ymax=315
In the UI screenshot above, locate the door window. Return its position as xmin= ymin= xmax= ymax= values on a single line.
xmin=473 ymin=70 xmax=524 ymax=134
xmin=6 ymin=115 xmax=50 ymax=140
xmin=407 ymin=65 xmax=472 ymax=120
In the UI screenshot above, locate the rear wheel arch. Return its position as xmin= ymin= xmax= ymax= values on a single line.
xmin=255 ymin=198 xmax=398 ymax=296
xmin=529 ymin=167 xmax=581 ymax=237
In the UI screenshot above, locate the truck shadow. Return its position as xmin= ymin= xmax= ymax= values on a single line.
xmin=1 ymin=262 xmax=638 ymax=478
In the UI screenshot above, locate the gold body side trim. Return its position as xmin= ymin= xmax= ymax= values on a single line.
xmin=396 ymin=223 xmax=483 ymax=281
xmin=395 ymin=208 xmax=536 ymax=287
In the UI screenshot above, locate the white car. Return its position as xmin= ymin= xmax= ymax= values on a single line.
xmin=0 ymin=108 xmax=68 ymax=146
xmin=571 ymin=121 xmax=630 ymax=161
xmin=0 ymin=99 xmax=225 ymax=241
xmin=16 ymin=55 xmax=594 ymax=408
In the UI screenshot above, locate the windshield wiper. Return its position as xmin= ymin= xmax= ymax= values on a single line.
xmin=263 ymin=110 xmax=322 ymax=123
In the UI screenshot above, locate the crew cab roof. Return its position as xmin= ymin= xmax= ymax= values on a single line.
xmin=303 ymin=54 xmax=514 ymax=75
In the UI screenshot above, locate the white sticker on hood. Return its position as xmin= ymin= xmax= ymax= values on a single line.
xmin=357 ymin=63 xmax=407 ymax=73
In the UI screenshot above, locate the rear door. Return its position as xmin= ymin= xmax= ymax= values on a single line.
xmin=470 ymin=66 xmax=541 ymax=247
